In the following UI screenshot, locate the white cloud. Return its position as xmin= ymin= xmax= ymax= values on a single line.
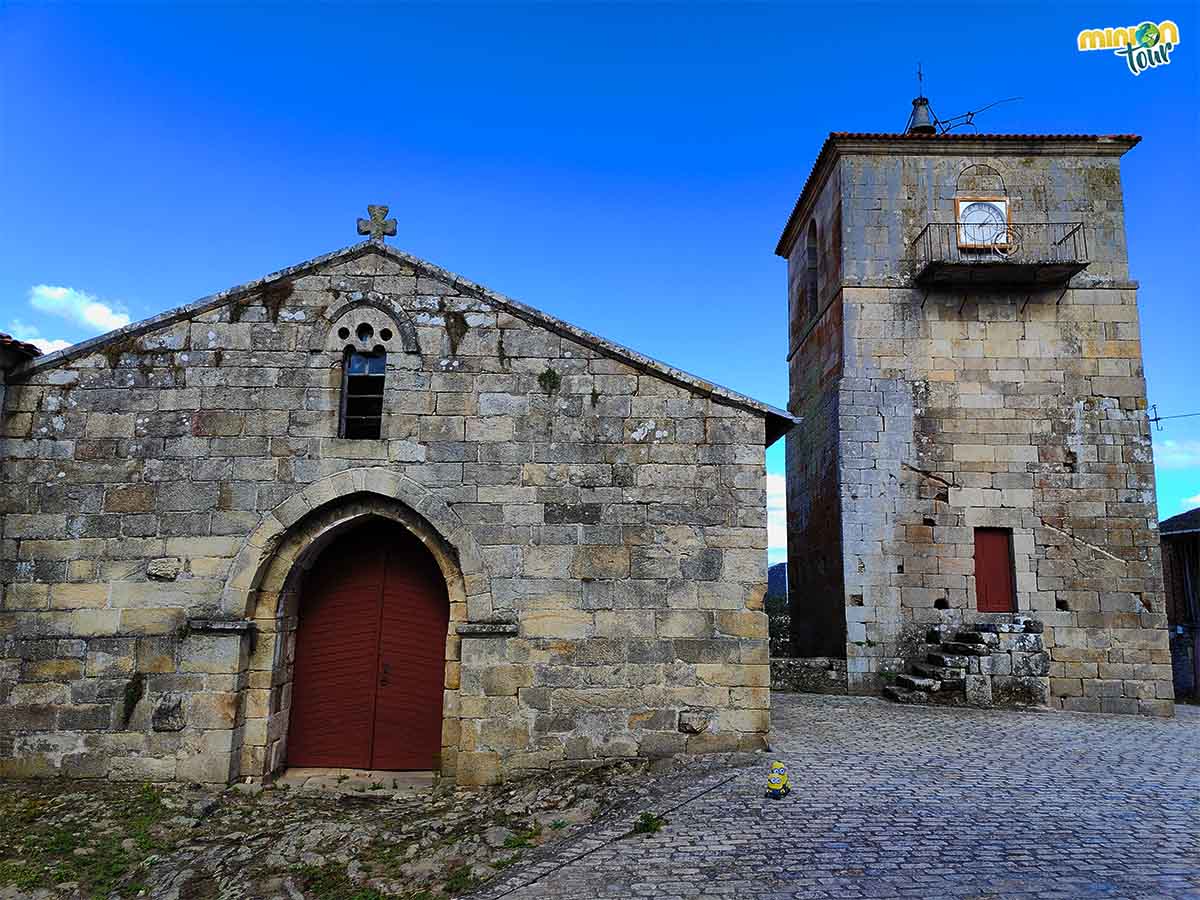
xmin=1154 ymin=440 xmax=1200 ymax=470
xmin=767 ymin=472 xmax=786 ymax=554
xmin=28 ymin=284 xmax=129 ymax=333
xmin=7 ymin=320 xmax=72 ymax=354
xmin=1184 ymin=494 xmax=1200 ymax=508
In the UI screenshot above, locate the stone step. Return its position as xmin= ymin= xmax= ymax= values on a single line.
xmin=955 ymin=631 xmax=1000 ymax=647
xmin=895 ymin=673 xmax=940 ymax=692
xmin=883 ymin=685 xmax=928 ymax=705
xmin=974 ymin=618 xmax=1045 ymax=634
xmin=927 ymin=652 xmax=970 ymax=669
xmin=941 ymin=641 xmax=992 ymax=656
xmin=912 ymin=662 xmax=966 ymax=686
xmin=999 ymin=633 xmax=1045 ymax=652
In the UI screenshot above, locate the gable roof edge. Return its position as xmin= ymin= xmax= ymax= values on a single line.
xmin=12 ymin=241 xmax=798 ymax=446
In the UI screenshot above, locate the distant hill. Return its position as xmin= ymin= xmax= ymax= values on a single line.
xmin=767 ymin=562 xmax=787 ymax=597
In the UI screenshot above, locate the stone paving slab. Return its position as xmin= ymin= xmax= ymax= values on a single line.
xmin=473 ymin=694 xmax=1200 ymax=900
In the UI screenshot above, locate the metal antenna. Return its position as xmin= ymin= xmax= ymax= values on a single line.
xmin=937 ymin=96 xmax=1023 ymax=134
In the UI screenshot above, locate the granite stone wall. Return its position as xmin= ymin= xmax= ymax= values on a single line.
xmin=0 ymin=244 xmax=776 ymax=784
xmin=785 ymin=167 xmax=847 ymax=657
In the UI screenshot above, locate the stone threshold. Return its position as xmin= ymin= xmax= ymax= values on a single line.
xmin=274 ymin=767 xmax=435 ymax=796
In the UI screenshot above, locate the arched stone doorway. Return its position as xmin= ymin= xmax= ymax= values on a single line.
xmin=224 ymin=476 xmax=489 ymax=783
xmin=288 ymin=520 xmax=449 ymax=770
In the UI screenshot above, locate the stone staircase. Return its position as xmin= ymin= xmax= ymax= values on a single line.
xmin=883 ymin=617 xmax=1049 ymax=708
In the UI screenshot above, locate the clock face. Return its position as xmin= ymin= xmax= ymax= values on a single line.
xmin=957 ymin=199 xmax=1007 ymax=247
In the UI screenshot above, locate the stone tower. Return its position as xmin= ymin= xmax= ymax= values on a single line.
xmin=779 ymin=127 xmax=1174 ymax=715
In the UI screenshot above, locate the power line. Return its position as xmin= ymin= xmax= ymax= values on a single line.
xmin=1148 ymin=405 xmax=1200 ymax=430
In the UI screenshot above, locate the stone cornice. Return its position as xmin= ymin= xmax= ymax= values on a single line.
xmin=776 ymin=133 xmax=1142 ymax=259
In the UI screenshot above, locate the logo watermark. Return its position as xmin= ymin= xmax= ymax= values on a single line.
xmin=1077 ymin=19 xmax=1180 ymax=75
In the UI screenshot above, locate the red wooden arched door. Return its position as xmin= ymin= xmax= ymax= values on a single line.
xmin=288 ymin=521 xmax=449 ymax=770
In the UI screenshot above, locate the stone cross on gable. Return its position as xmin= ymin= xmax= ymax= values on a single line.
xmin=357 ymin=205 xmax=397 ymax=242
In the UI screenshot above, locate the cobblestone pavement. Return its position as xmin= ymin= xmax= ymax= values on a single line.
xmin=475 ymin=694 xmax=1200 ymax=900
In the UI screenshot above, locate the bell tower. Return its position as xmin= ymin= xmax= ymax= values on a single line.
xmin=779 ymin=126 xmax=1173 ymax=715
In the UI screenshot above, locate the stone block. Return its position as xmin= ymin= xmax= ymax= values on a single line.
xmin=594 ymin=609 xmax=655 ymax=638
xmin=176 ymin=751 xmax=235 ymax=784
xmin=638 ymin=732 xmax=686 ymax=758
xmin=179 ymin=635 xmax=244 ymax=675
xmin=152 ymin=693 xmax=187 ymax=731
xmin=992 ymin=676 xmax=1049 ymax=707
xmin=481 ymin=664 xmax=533 ymax=697
xmin=1137 ymin=699 xmax=1174 ymax=717
xmin=147 ymin=558 xmax=181 ymax=581
xmin=1011 ymin=651 xmax=1050 ymax=677
xmin=49 ymin=583 xmax=109 ymax=610
xmin=521 ymin=610 xmax=592 ymax=639
xmin=657 ymin=610 xmax=713 ymax=639
xmin=677 ymin=709 xmax=712 ymax=734
xmin=715 ymin=611 xmax=767 ymax=639
xmin=108 ymin=756 xmax=178 ymax=782
xmin=85 ymin=645 xmax=135 ymax=678
xmin=457 ymin=751 xmax=501 ymax=786
xmin=570 ymin=546 xmax=630 ymax=579
xmin=684 ymin=732 xmax=739 ymax=754
xmin=187 ymin=692 xmax=237 ymax=729
xmin=963 ymin=675 xmax=993 ymax=707
xmin=57 ymin=704 xmax=112 ymax=731
xmin=23 ymin=658 xmax=84 ymax=681
xmin=10 ymin=682 xmax=70 ymax=705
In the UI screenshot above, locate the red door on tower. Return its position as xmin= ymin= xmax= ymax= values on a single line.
xmin=288 ymin=522 xmax=449 ymax=770
xmin=974 ymin=527 xmax=1017 ymax=613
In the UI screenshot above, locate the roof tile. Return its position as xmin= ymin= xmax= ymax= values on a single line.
xmin=0 ymin=332 xmax=41 ymax=358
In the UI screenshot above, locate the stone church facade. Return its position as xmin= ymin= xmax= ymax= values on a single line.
xmin=0 ymin=228 xmax=793 ymax=785
xmin=781 ymin=130 xmax=1174 ymax=715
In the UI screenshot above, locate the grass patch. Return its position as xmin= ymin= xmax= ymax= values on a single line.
xmin=443 ymin=864 xmax=477 ymax=894
xmin=630 ymin=812 xmax=668 ymax=835
xmin=502 ymin=821 xmax=542 ymax=849
xmin=0 ymin=783 xmax=173 ymax=898
xmin=295 ymin=863 xmax=389 ymax=900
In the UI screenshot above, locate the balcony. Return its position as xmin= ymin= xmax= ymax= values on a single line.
xmin=912 ymin=222 xmax=1089 ymax=287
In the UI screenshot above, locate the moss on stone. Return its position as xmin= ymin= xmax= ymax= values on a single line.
xmin=537 ymin=367 xmax=561 ymax=395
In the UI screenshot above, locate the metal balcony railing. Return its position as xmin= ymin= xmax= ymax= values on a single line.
xmin=912 ymin=222 xmax=1089 ymax=286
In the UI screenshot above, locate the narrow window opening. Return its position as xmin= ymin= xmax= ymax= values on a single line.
xmin=340 ymin=348 xmax=386 ymax=439
xmin=804 ymin=221 xmax=820 ymax=321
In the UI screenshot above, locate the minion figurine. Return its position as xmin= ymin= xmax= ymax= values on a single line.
xmin=764 ymin=761 xmax=791 ymax=799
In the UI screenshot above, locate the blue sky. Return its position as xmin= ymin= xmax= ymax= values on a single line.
xmin=1 ymin=2 xmax=1197 ymax=563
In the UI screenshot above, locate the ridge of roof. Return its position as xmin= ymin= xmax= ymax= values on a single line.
xmin=12 ymin=241 xmax=798 ymax=445
xmin=1161 ymin=506 xmax=1200 ymax=536
xmin=775 ymin=132 xmax=1142 ymax=257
